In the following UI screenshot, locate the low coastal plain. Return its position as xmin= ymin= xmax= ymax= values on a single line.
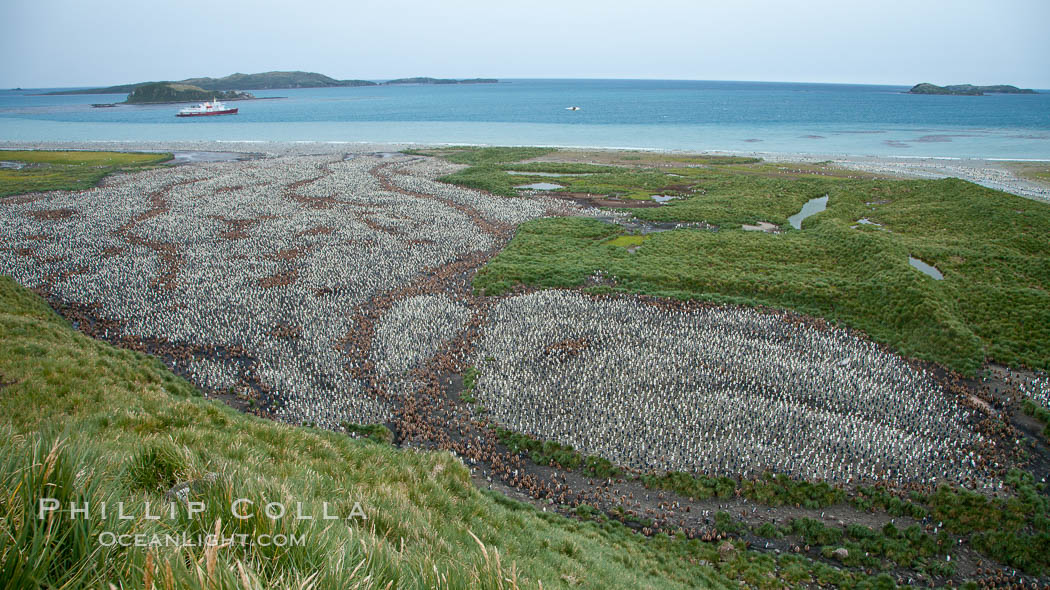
xmin=1 ymin=141 xmax=1049 ymax=590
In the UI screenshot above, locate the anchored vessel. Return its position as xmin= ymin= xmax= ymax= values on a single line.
xmin=176 ymin=99 xmax=238 ymax=117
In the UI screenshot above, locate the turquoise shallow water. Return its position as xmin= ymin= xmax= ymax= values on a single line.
xmin=2 ymin=79 xmax=1048 ymax=158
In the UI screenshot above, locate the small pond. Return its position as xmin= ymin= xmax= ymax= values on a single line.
xmin=909 ymin=257 xmax=944 ymax=280
xmin=787 ymin=194 xmax=829 ymax=230
xmin=515 ymin=182 xmax=565 ymax=191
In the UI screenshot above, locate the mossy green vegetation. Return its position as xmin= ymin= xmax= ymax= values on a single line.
xmin=1 ymin=275 xmax=906 ymax=589
xmin=605 ymin=234 xmax=649 ymax=247
xmin=459 ymin=162 xmax=1050 ymax=374
xmin=0 ymin=150 xmax=172 ymax=197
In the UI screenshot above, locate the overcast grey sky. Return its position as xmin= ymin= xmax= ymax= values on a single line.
xmin=3 ymin=0 xmax=1048 ymax=88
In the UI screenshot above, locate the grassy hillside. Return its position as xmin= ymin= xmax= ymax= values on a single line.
xmin=0 ymin=150 xmax=171 ymax=197
xmin=0 ymin=274 xmax=908 ymax=589
xmin=421 ymin=148 xmax=1050 ymax=374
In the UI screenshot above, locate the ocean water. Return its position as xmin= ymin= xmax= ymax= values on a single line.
xmin=1 ymin=79 xmax=1048 ymax=158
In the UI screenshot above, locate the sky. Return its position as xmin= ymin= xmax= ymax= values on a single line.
xmin=2 ymin=0 xmax=1048 ymax=89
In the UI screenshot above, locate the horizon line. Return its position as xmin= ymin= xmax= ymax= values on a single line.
xmin=7 ymin=76 xmax=1049 ymax=92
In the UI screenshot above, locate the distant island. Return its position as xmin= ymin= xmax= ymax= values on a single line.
xmin=45 ymin=71 xmax=498 ymax=95
xmin=908 ymin=83 xmax=1037 ymax=96
xmin=124 ymin=82 xmax=254 ymax=104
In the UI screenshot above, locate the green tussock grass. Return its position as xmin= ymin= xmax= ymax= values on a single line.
xmin=0 ymin=150 xmax=172 ymax=197
xmin=340 ymin=422 xmax=395 ymax=444
xmin=460 ymin=366 xmax=479 ymax=403
xmin=640 ymin=471 xmax=846 ymax=509
xmin=782 ymin=518 xmax=955 ymax=575
xmin=473 ymin=176 xmax=1050 ymax=374
xmin=744 ymin=470 xmax=1050 ymax=575
xmin=1 ymin=275 xmax=903 ymax=589
xmin=420 ymin=147 xmax=1050 ymax=374
xmin=496 ymin=428 xmax=621 ymax=479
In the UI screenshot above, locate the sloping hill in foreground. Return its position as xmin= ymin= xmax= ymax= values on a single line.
xmin=0 ymin=275 xmax=888 ymax=589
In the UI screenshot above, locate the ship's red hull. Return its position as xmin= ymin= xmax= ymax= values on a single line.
xmin=176 ymin=108 xmax=238 ymax=117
